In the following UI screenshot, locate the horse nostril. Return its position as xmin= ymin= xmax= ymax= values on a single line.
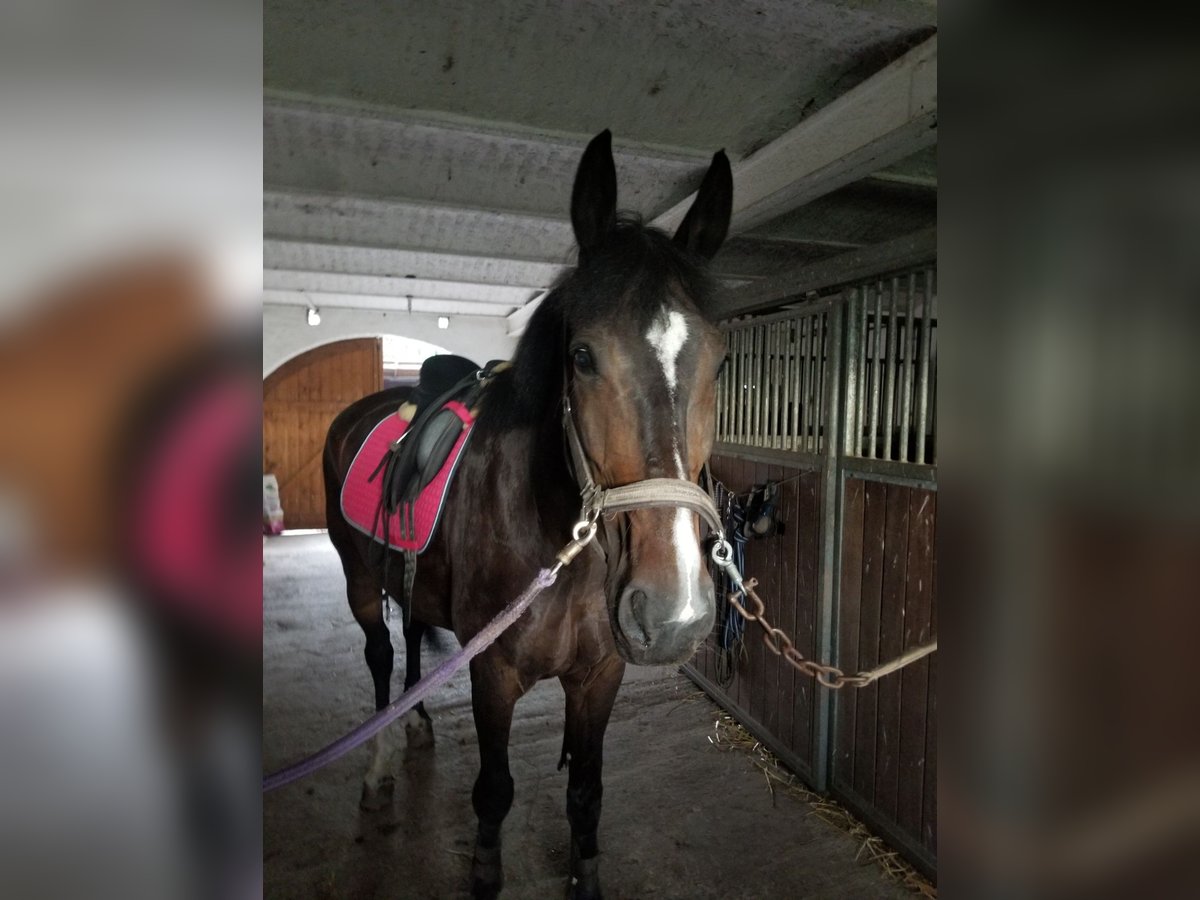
xmin=629 ymin=589 xmax=651 ymax=646
xmin=619 ymin=587 xmax=653 ymax=648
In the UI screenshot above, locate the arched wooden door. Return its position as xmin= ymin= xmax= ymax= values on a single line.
xmin=263 ymin=338 xmax=382 ymax=529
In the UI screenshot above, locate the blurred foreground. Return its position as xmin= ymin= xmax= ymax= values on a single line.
xmin=940 ymin=6 xmax=1200 ymax=898
xmin=0 ymin=2 xmax=260 ymax=899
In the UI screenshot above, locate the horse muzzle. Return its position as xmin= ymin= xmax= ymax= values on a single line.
xmin=612 ymin=576 xmax=715 ymax=665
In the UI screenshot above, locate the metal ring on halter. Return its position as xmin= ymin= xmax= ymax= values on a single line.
xmin=572 ymin=519 xmax=598 ymax=544
xmin=710 ymin=537 xmax=744 ymax=594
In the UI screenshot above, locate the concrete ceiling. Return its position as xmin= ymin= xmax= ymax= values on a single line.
xmin=264 ymin=1 xmax=937 ymax=333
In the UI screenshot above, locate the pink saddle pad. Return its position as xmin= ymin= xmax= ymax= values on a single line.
xmin=340 ymin=400 xmax=475 ymax=553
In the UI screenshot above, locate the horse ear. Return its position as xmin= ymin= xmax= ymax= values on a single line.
xmin=571 ymin=130 xmax=618 ymax=259
xmin=673 ymin=150 xmax=733 ymax=260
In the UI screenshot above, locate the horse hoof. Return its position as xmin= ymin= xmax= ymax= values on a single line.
xmin=566 ymin=879 xmax=603 ymax=900
xmin=470 ymin=878 xmax=502 ymax=900
xmin=404 ymin=710 xmax=435 ymax=749
xmin=470 ymin=843 xmax=502 ymax=899
xmin=359 ymin=777 xmax=394 ymax=811
xmin=566 ymin=854 xmax=602 ymax=900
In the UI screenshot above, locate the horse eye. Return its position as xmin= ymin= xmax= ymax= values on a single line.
xmin=572 ymin=346 xmax=596 ymax=375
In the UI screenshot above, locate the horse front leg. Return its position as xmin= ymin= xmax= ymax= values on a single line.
xmin=344 ymin=569 xmax=397 ymax=809
xmin=468 ymin=655 xmax=525 ymax=900
xmin=559 ymin=655 xmax=625 ymax=900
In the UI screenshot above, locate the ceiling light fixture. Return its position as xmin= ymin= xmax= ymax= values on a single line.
xmin=306 ymin=306 xmax=321 ymax=326
xmin=437 ymin=316 xmax=449 ymax=330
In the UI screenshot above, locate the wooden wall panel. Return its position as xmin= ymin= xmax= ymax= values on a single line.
xmin=690 ymin=459 xmax=937 ymax=872
xmin=833 ymin=475 xmax=937 ymax=864
xmin=791 ymin=467 xmax=820 ymax=761
xmin=853 ymin=479 xmax=886 ymax=803
xmin=897 ymin=490 xmax=935 ymax=839
xmin=834 ymin=478 xmax=865 ymax=786
xmin=263 ymin=339 xmax=383 ymax=529
xmin=689 ymin=452 xmax=823 ymax=776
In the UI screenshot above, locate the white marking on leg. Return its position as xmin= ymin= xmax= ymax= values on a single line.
xmin=364 ymin=728 xmax=394 ymax=789
xmin=403 ymin=708 xmax=434 ymax=748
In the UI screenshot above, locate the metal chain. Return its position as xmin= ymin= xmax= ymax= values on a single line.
xmin=711 ymin=541 xmax=936 ymax=690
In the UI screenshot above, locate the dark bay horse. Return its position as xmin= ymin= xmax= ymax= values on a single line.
xmin=323 ymin=130 xmax=732 ymax=899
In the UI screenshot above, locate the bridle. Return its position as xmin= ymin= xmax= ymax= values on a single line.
xmin=556 ymin=379 xmax=738 ymax=580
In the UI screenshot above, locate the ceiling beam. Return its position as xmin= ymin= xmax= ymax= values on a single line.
xmin=264 ymin=289 xmax=515 ymax=317
xmin=711 ymin=227 xmax=936 ymax=320
xmin=263 ymin=269 xmax=532 ymax=305
xmin=264 ymin=239 xmax=564 ymax=290
xmin=265 ymin=97 xmax=708 ymax=221
xmin=265 ymin=190 xmax=577 ymax=263
xmin=652 ymin=34 xmax=937 ymax=236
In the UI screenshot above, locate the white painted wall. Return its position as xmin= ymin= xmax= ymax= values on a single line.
xmin=263 ymin=303 xmax=519 ymax=377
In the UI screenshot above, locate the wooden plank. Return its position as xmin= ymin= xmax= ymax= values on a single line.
xmin=759 ymin=464 xmax=784 ymax=738
xmin=790 ymin=470 xmax=820 ymax=763
xmin=262 ymin=337 xmax=382 ymax=529
xmin=774 ymin=465 xmax=799 ymax=766
xmin=853 ymin=478 xmax=886 ymax=802
xmin=922 ymin=538 xmax=938 ymax=853
xmin=653 ymin=35 xmax=937 ymax=237
xmin=710 ymin=454 xmax=739 ymax=694
xmin=873 ymin=482 xmax=912 ymax=822
xmin=745 ymin=462 xmax=769 ymax=729
xmin=897 ymin=489 xmax=935 ymax=839
xmin=834 ymin=477 xmax=866 ymax=787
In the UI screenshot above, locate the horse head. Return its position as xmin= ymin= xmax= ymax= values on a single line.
xmin=553 ymin=130 xmax=733 ymax=665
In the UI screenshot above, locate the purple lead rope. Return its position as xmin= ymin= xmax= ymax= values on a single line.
xmin=263 ymin=566 xmax=559 ymax=793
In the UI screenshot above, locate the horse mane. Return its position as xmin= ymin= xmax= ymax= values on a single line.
xmin=479 ymin=214 xmax=719 ymax=434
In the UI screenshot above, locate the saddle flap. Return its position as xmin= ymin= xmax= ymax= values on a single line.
xmin=415 ymin=407 xmax=466 ymax=491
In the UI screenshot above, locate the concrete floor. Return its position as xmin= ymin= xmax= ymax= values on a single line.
xmin=264 ymin=533 xmax=913 ymax=900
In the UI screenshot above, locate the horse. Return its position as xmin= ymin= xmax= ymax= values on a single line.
xmin=323 ymin=129 xmax=733 ymax=899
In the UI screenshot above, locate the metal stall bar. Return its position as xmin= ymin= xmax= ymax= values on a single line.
xmin=899 ymin=271 xmax=917 ymax=463
xmin=807 ymin=313 xmax=817 ymax=454
xmin=882 ymin=277 xmax=899 ymax=461
xmin=724 ymin=329 xmax=734 ymax=443
xmin=716 ymin=336 xmax=726 ymax=442
xmin=768 ymin=321 xmax=780 ymax=448
xmin=734 ymin=328 xmax=744 ymax=448
xmin=916 ymin=267 xmax=934 ymax=464
xmin=762 ymin=323 xmax=772 ymax=448
xmin=753 ymin=328 xmax=763 ymax=448
xmin=842 ymin=288 xmax=861 ymax=455
xmin=816 ymin=314 xmax=825 ymax=453
xmin=792 ymin=316 xmax=805 ymax=452
xmin=781 ymin=318 xmax=793 ymax=451
xmin=800 ymin=315 xmax=811 ymax=452
xmin=856 ymin=285 xmax=868 ymax=456
xmin=868 ymin=281 xmax=883 ymax=458
xmin=813 ymin=296 xmax=844 ymax=792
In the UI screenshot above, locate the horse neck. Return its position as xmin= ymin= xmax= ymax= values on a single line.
xmin=474 ymin=397 xmax=578 ymax=548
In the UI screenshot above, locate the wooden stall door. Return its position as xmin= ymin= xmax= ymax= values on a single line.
xmin=833 ymin=476 xmax=937 ymax=874
xmin=263 ymin=339 xmax=383 ymax=529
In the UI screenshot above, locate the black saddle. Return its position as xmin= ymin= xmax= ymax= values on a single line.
xmin=370 ymin=355 xmax=482 ymax=532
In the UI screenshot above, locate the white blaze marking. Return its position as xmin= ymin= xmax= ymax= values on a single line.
xmin=646 ymin=309 xmax=689 ymax=398
xmin=649 ymin=307 xmax=702 ymax=623
xmin=671 ymin=508 xmax=703 ymax=623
